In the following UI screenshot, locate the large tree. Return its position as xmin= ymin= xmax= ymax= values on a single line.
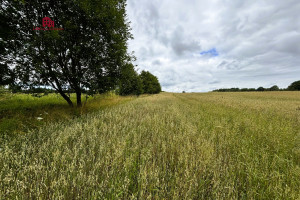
xmin=118 ymin=63 xmax=143 ymax=96
xmin=269 ymin=85 xmax=279 ymax=91
xmin=0 ymin=13 xmax=14 ymax=87
xmin=140 ymin=70 xmax=161 ymax=94
xmin=0 ymin=64 xmax=12 ymax=86
xmin=0 ymin=0 xmax=132 ymax=107
xmin=287 ymin=80 xmax=300 ymax=91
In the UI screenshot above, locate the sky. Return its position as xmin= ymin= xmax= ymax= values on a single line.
xmin=126 ymin=0 xmax=300 ymax=92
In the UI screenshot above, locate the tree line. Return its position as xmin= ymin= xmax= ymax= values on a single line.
xmin=213 ymin=80 xmax=300 ymax=92
xmin=0 ymin=0 xmax=161 ymax=107
xmin=118 ymin=64 xmax=161 ymax=95
xmin=1 ymin=67 xmax=161 ymax=96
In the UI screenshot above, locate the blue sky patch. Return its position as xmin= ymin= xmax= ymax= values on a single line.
xmin=200 ymin=48 xmax=219 ymax=57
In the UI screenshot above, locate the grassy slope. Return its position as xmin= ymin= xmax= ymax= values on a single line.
xmin=0 ymin=92 xmax=300 ymax=199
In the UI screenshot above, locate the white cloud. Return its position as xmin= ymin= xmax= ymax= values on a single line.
xmin=127 ymin=0 xmax=300 ymax=92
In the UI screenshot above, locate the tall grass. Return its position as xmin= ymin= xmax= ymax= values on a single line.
xmin=0 ymin=92 xmax=299 ymax=199
xmin=0 ymin=92 xmax=134 ymax=137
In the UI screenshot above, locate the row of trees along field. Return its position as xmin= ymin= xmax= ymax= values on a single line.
xmin=0 ymin=0 xmax=161 ymax=107
xmin=119 ymin=64 xmax=161 ymax=95
xmin=213 ymin=80 xmax=300 ymax=92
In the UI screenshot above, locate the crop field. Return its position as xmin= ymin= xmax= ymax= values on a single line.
xmin=0 ymin=92 xmax=300 ymax=199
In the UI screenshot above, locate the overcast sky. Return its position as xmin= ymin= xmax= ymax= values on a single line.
xmin=126 ymin=0 xmax=300 ymax=92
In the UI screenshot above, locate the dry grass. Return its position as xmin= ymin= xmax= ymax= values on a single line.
xmin=0 ymin=92 xmax=299 ymax=199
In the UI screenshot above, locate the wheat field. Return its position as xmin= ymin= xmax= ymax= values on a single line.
xmin=1 ymin=92 xmax=300 ymax=199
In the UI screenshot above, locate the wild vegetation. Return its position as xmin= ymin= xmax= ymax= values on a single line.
xmin=1 ymin=92 xmax=299 ymax=199
xmin=0 ymin=92 xmax=134 ymax=138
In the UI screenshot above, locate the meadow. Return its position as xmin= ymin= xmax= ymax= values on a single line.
xmin=0 ymin=92 xmax=299 ymax=199
xmin=0 ymin=92 xmax=134 ymax=138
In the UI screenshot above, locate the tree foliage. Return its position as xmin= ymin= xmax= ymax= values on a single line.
xmin=0 ymin=14 xmax=14 ymax=86
xmin=0 ymin=64 xmax=13 ymax=86
xmin=140 ymin=70 xmax=161 ymax=94
xmin=0 ymin=0 xmax=132 ymax=107
xmin=118 ymin=68 xmax=161 ymax=96
xmin=213 ymin=85 xmax=282 ymax=92
xmin=257 ymin=87 xmax=265 ymax=91
xmin=269 ymin=85 xmax=279 ymax=91
xmin=287 ymin=80 xmax=300 ymax=91
xmin=118 ymin=63 xmax=143 ymax=95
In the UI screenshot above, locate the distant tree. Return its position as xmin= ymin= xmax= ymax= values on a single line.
xmin=269 ymin=85 xmax=279 ymax=91
xmin=182 ymin=91 xmax=186 ymax=93
xmin=230 ymin=88 xmax=240 ymax=92
xmin=287 ymin=80 xmax=300 ymax=91
xmin=257 ymin=87 xmax=265 ymax=91
xmin=213 ymin=86 xmax=284 ymax=92
xmin=118 ymin=63 xmax=143 ymax=95
xmin=0 ymin=0 xmax=132 ymax=107
xmin=214 ymin=87 xmax=259 ymax=92
xmin=140 ymin=71 xmax=161 ymax=94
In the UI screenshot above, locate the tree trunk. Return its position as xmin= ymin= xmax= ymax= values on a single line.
xmin=59 ymin=91 xmax=73 ymax=107
xmin=76 ymin=91 xmax=82 ymax=107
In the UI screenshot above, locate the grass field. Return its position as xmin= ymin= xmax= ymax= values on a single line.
xmin=0 ymin=92 xmax=134 ymax=138
xmin=0 ymin=92 xmax=300 ymax=199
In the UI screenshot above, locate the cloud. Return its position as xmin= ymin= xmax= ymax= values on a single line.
xmin=169 ymin=26 xmax=202 ymax=56
xmin=127 ymin=0 xmax=300 ymax=92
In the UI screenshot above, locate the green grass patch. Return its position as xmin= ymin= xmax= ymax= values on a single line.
xmin=0 ymin=92 xmax=134 ymax=138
